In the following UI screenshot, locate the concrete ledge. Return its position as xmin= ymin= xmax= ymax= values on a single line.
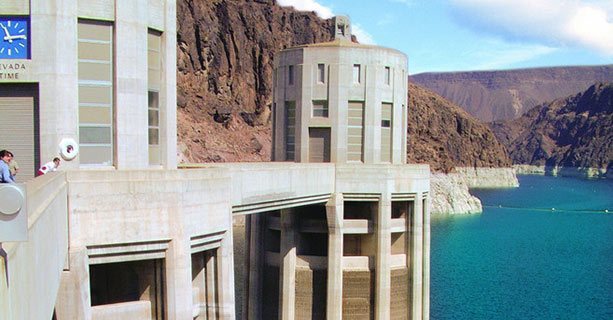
xmin=343 ymin=219 xmax=372 ymax=234
xmin=390 ymin=218 xmax=406 ymax=232
xmin=297 ymin=255 xmax=327 ymax=270
xmin=341 ymin=254 xmax=406 ymax=269
xmin=342 ymin=256 xmax=374 ymax=270
xmin=91 ymin=301 xmax=151 ymax=320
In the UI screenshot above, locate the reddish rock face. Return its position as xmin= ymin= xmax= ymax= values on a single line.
xmin=176 ymin=0 xmax=512 ymax=172
xmin=176 ymin=0 xmax=334 ymax=163
xmin=490 ymin=82 xmax=613 ymax=172
xmin=406 ymin=83 xmax=512 ymax=172
xmin=411 ymin=66 xmax=612 ymax=122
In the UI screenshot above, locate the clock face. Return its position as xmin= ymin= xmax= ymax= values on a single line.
xmin=0 ymin=17 xmax=29 ymax=59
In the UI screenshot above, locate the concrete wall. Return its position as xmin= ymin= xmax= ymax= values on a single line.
xmin=0 ymin=172 xmax=68 ymax=320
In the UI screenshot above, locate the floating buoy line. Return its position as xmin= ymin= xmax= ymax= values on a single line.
xmin=483 ymin=205 xmax=610 ymax=214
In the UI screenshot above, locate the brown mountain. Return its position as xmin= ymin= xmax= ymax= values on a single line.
xmin=176 ymin=0 xmax=511 ymax=172
xmin=407 ymin=82 xmax=512 ymax=172
xmin=411 ymin=66 xmax=613 ymax=122
xmin=176 ymin=0 xmax=334 ymax=162
xmin=490 ymin=82 xmax=612 ymax=176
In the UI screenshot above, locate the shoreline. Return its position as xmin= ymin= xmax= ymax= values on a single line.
xmin=430 ymin=167 xmax=518 ymax=215
xmin=513 ymin=164 xmax=610 ymax=179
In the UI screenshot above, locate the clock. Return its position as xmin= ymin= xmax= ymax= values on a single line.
xmin=0 ymin=17 xmax=29 ymax=59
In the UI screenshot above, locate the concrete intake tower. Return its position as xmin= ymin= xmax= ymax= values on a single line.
xmin=244 ymin=16 xmax=431 ymax=320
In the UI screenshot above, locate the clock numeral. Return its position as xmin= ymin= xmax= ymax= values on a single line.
xmin=7 ymin=21 xmax=10 ymax=27
xmin=8 ymin=49 xmax=11 ymax=56
xmin=0 ymin=48 xmax=4 ymax=54
xmin=14 ymin=48 xmax=19 ymax=54
xmin=14 ymin=22 xmax=18 ymax=28
xmin=19 ymin=43 xmax=24 ymax=48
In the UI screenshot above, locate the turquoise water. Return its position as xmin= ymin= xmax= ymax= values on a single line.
xmin=431 ymin=175 xmax=613 ymax=319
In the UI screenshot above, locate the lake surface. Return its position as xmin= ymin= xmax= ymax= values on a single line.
xmin=431 ymin=175 xmax=613 ymax=319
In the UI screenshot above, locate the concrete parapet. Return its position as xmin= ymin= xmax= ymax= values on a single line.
xmin=0 ymin=172 xmax=68 ymax=320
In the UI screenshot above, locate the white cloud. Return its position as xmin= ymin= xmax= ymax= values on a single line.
xmin=276 ymin=0 xmax=334 ymax=19
xmin=352 ymin=24 xmax=376 ymax=44
xmin=450 ymin=0 xmax=613 ymax=56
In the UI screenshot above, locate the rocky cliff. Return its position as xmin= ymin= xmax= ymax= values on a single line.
xmin=490 ymin=82 xmax=612 ymax=178
xmin=407 ymin=82 xmax=512 ymax=172
xmin=176 ymin=0 xmax=334 ymax=162
xmin=411 ymin=65 xmax=612 ymax=122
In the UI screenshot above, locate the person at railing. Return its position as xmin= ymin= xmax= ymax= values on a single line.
xmin=37 ymin=157 xmax=60 ymax=176
xmin=0 ymin=150 xmax=15 ymax=183
xmin=8 ymin=153 xmax=18 ymax=180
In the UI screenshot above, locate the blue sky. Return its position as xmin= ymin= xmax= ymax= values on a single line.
xmin=277 ymin=0 xmax=613 ymax=74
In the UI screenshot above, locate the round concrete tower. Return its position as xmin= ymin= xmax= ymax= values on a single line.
xmin=272 ymin=16 xmax=408 ymax=164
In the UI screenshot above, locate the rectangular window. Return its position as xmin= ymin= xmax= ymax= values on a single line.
xmin=148 ymin=30 xmax=162 ymax=165
xmin=317 ymin=63 xmax=325 ymax=83
xmin=285 ymin=101 xmax=296 ymax=161
xmin=312 ymin=100 xmax=328 ymax=118
xmin=353 ymin=64 xmax=361 ymax=83
xmin=78 ymin=20 xmax=113 ymax=166
xmin=381 ymin=103 xmax=393 ymax=162
xmin=384 ymin=66 xmax=391 ymax=85
xmin=288 ymin=65 xmax=294 ymax=85
xmin=347 ymin=101 xmax=364 ymax=162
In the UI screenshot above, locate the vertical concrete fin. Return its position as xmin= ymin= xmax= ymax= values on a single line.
xmin=375 ymin=193 xmax=392 ymax=320
xmin=279 ymin=209 xmax=296 ymax=320
xmin=326 ymin=193 xmax=344 ymax=319
xmin=411 ymin=193 xmax=424 ymax=320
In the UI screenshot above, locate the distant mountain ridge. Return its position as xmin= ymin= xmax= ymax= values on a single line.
xmin=490 ymin=82 xmax=612 ymax=177
xmin=411 ymin=65 xmax=613 ymax=122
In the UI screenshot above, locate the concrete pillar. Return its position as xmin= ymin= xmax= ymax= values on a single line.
xmin=165 ymin=206 xmax=192 ymax=320
xmin=31 ymin=0 xmax=79 ymax=169
xmin=422 ymin=196 xmax=431 ymax=320
xmin=115 ymin=0 xmax=149 ymax=168
xmin=325 ymin=193 xmax=344 ymax=319
xmin=54 ymin=248 xmax=92 ymax=320
xmin=247 ymin=214 xmax=264 ymax=320
xmin=217 ymin=230 xmax=236 ymax=319
xmin=411 ymin=194 xmax=424 ymax=320
xmin=205 ymin=252 xmax=216 ymax=319
xmin=375 ymin=194 xmax=392 ymax=320
xmin=192 ymin=253 xmax=206 ymax=319
xmin=161 ymin=0 xmax=178 ymax=169
xmin=279 ymin=209 xmax=296 ymax=320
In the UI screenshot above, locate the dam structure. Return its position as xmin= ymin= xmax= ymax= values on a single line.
xmin=0 ymin=1 xmax=429 ymax=320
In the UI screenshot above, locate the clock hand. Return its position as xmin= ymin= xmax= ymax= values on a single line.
xmin=0 ymin=24 xmax=11 ymax=41
xmin=4 ymin=35 xmax=26 ymax=41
